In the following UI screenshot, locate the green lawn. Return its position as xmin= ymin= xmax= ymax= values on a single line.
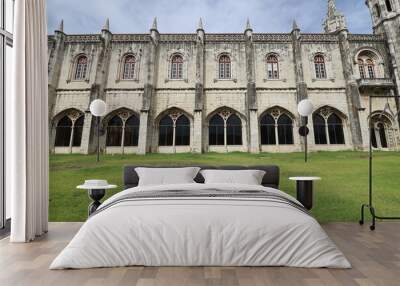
xmin=49 ymin=151 xmax=400 ymax=223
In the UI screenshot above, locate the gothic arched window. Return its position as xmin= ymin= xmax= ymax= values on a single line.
xmin=106 ymin=115 xmax=123 ymax=147
xmin=55 ymin=114 xmax=85 ymax=148
xmin=159 ymin=114 xmax=190 ymax=146
xmin=314 ymin=55 xmax=327 ymax=79
xmin=358 ymin=56 xmax=376 ymax=79
xmin=74 ymin=55 xmax=88 ymax=80
xmin=175 ymin=115 xmax=190 ymax=146
xmin=226 ymin=114 xmax=242 ymax=145
xmin=219 ymin=55 xmax=231 ymax=79
xmin=371 ymin=115 xmax=392 ymax=149
xmin=260 ymin=112 xmax=293 ymax=145
xmin=209 ymin=112 xmax=242 ymax=146
xmin=122 ymin=55 xmax=136 ymax=80
xmin=313 ymin=114 xmax=327 ymax=145
xmin=209 ymin=114 xmax=225 ymax=146
xmin=267 ymin=55 xmax=279 ymax=79
xmin=124 ymin=115 xmax=140 ymax=146
xmin=260 ymin=114 xmax=276 ymax=145
xmin=170 ymin=54 xmax=183 ymax=79
xmin=313 ymin=110 xmax=345 ymax=145
xmin=55 ymin=116 xmax=73 ymax=147
xmin=106 ymin=113 xmax=140 ymax=149
xmin=277 ymin=114 xmax=294 ymax=145
xmin=327 ymin=114 xmax=345 ymax=144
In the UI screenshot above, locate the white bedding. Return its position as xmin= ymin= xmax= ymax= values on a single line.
xmin=50 ymin=183 xmax=351 ymax=269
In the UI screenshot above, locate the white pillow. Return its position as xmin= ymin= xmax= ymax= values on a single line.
xmin=135 ymin=167 xmax=201 ymax=186
xmin=200 ymin=169 xmax=266 ymax=185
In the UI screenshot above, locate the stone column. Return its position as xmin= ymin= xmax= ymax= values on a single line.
xmin=291 ymin=21 xmax=308 ymax=151
xmin=244 ymin=20 xmax=259 ymax=153
xmin=82 ymin=19 xmax=114 ymax=154
xmin=48 ymin=20 xmax=66 ymax=151
xmin=192 ymin=111 xmax=203 ymax=153
xmin=192 ymin=19 xmax=205 ymax=153
xmin=338 ymin=30 xmax=363 ymax=149
xmin=138 ymin=111 xmax=150 ymax=154
xmin=291 ymin=21 xmax=308 ymax=104
xmin=80 ymin=112 xmax=94 ymax=154
xmin=138 ymin=18 xmax=159 ymax=154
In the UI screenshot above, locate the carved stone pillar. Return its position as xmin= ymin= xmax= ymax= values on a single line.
xmin=137 ymin=111 xmax=150 ymax=154
xmin=291 ymin=21 xmax=308 ymax=151
xmin=48 ymin=22 xmax=66 ymax=152
xmin=82 ymin=21 xmax=114 ymax=154
xmin=138 ymin=18 xmax=159 ymax=154
xmin=338 ymin=30 xmax=363 ymax=149
xmin=192 ymin=19 xmax=205 ymax=153
xmin=244 ymin=20 xmax=259 ymax=153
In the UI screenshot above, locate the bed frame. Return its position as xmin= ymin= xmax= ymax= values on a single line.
xmin=123 ymin=165 xmax=280 ymax=190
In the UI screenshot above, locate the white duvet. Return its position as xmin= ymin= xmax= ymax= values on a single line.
xmin=50 ymin=183 xmax=351 ymax=269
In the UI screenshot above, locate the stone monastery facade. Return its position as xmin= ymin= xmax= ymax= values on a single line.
xmin=47 ymin=0 xmax=400 ymax=154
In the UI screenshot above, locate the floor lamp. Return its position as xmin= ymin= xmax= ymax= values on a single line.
xmin=89 ymin=99 xmax=107 ymax=162
xmin=359 ymin=94 xmax=400 ymax=231
xmin=298 ymin=99 xmax=314 ymax=163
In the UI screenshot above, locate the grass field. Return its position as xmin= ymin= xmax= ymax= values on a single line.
xmin=49 ymin=151 xmax=400 ymax=223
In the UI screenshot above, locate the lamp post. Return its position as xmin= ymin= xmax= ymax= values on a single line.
xmin=89 ymin=99 xmax=107 ymax=162
xmin=297 ymin=99 xmax=314 ymax=163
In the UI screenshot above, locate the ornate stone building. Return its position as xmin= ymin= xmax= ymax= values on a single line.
xmin=47 ymin=0 xmax=400 ymax=154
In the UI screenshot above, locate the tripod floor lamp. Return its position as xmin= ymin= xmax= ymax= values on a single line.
xmin=360 ymin=94 xmax=400 ymax=230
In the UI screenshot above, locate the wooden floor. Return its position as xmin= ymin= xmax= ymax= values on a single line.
xmin=0 ymin=222 xmax=399 ymax=286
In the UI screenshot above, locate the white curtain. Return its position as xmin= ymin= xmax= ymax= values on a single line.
xmin=9 ymin=0 xmax=49 ymax=242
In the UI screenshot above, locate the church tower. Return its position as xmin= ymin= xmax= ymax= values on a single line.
xmin=366 ymin=0 xmax=400 ymax=35
xmin=366 ymin=0 xmax=400 ymax=106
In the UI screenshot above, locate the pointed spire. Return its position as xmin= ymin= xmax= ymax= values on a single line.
xmin=245 ymin=18 xmax=252 ymax=31
xmin=151 ymin=17 xmax=158 ymax=31
xmin=197 ymin=17 xmax=204 ymax=31
xmin=103 ymin=18 xmax=110 ymax=31
xmin=56 ymin=19 xmax=64 ymax=33
xmin=292 ymin=19 xmax=299 ymax=31
xmin=328 ymin=0 xmax=337 ymax=17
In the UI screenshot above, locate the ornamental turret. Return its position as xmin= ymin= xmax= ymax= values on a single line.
xmin=323 ymin=0 xmax=347 ymax=34
xmin=150 ymin=17 xmax=160 ymax=45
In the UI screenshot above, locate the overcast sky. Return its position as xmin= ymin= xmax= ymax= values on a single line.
xmin=47 ymin=0 xmax=373 ymax=34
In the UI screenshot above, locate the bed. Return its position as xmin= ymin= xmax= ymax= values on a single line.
xmin=50 ymin=165 xmax=351 ymax=269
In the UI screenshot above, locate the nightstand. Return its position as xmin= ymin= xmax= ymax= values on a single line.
xmin=289 ymin=177 xmax=321 ymax=210
xmin=77 ymin=180 xmax=117 ymax=216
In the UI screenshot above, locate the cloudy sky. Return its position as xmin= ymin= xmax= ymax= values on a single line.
xmin=47 ymin=0 xmax=373 ymax=34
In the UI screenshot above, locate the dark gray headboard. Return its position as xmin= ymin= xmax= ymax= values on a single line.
xmin=123 ymin=165 xmax=280 ymax=189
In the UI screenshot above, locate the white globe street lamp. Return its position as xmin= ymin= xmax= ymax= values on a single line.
xmin=297 ymin=99 xmax=314 ymax=163
xmin=89 ymin=99 xmax=107 ymax=162
xmin=298 ymin=99 xmax=314 ymax=117
xmin=90 ymin=99 xmax=107 ymax=117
